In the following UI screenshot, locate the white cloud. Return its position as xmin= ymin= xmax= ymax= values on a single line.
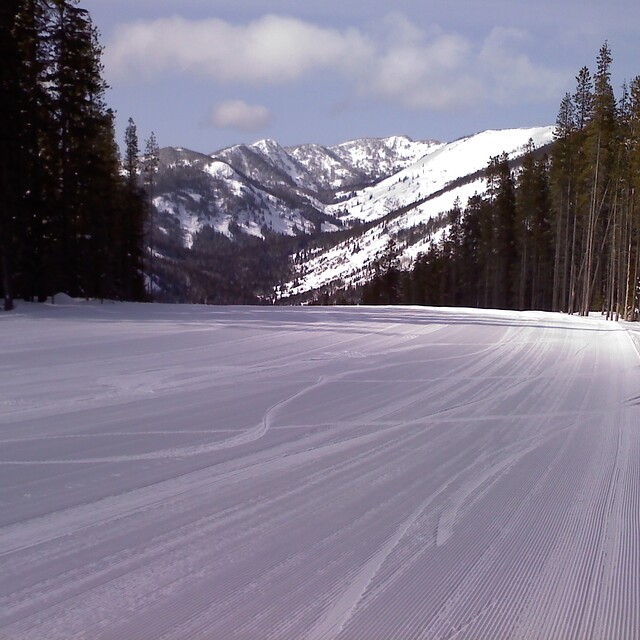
xmin=106 ymin=15 xmax=372 ymax=84
xmin=105 ymin=14 xmax=563 ymax=111
xmin=211 ymin=100 xmax=271 ymax=131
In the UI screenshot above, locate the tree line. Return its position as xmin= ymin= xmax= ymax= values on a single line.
xmin=363 ymin=43 xmax=640 ymax=321
xmin=0 ymin=0 xmax=150 ymax=310
xmin=150 ymin=224 xmax=294 ymax=305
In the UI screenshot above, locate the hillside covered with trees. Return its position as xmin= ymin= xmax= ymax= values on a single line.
xmin=363 ymin=43 xmax=640 ymax=321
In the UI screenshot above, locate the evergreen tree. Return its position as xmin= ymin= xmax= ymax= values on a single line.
xmin=120 ymin=117 xmax=146 ymax=300
xmin=574 ymin=67 xmax=594 ymax=131
xmin=626 ymin=76 xmax=640 ymax=319
xmin=516 ymin=145 xmax=552 ymax=309
xmin=1 ymin=0 xmax=148 ymax=307
xmin=580 ymin=42 xmax=617 ymax=315
xmin=0 ymin=0 xmax=24 ymax=310
xmin=359 ymin=43 xmax=640 ymax=321
xmin=459 ymin=195 xmax=484 ymax=306
xmin=142 ymin=132 xmax=160 ymax=296
xmin=445 ymin=199 xmax=463 ymax=305
xmin=361 ymin=238 xmax=403 ymax=304
xmin=124 ymin=117 xmax=139 ymax=186
xmin=550 ymin=93 xmax=576 ymax=311
xmin=486 ymin=153 xmax=517 ymax=309
xmin=567 ymin=66 xmax=594 ymax=313
xmin=13 ymin=0 xmax=55 ymax=301
xmin=48 ymin=0 xmax=112 ymax=296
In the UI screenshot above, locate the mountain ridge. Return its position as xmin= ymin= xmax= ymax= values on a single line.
xmin=149 ymin=126 xmax=555 ymax=301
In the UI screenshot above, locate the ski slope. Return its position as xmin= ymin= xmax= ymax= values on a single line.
xmin=1 ymin=301 xmax=639 ymax=639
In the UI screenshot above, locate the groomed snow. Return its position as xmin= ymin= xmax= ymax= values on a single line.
xmin=1 ymin=301 xmax=639 ymax=639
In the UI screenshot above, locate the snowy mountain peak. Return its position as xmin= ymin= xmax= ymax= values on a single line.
xmin=252 ymin=138 xmax=285 ymax=154
xmin=329 ymin=136 xmax=444 ymax=184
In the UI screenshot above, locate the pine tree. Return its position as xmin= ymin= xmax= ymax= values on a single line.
xmin=445 ymin=199 xmax=463 ymax=305
xmin=124 ymin=117 xmax=139 ymax=187
xmin=515 ymin=142 xmax=537 ymax=309
xmin=517 ymin=149 xmax=552 ymax=310
xmin=365 ymin=45 xmax=640 ymax=320
xmin=574 ymin=67 xmax=594 ymax=131
xmin=580 ymin=42 xmax=617 ymax=315
xmin=142 ymin=132 xmax=160 ymax=296
xmin=2 ymin=0 xmax=147 ymax=305
xmin=361 ymin=238 xmax=402 ymax=304
xmin=631 ymin=77 xmax=640 ymax=319
xmin=485 ymin=154 xmax=516 ymax=309
xmin=460 ymin=195 xmax=484 ymax=306
xmin=568 ymin=65 xmax=594 ymax=314
xmin=47 ymin=0 xmax=111 ymax=296
xmin=0 ymin=0 xmax=24 ymax=310
xmin=13 ymin=0 xmax=55 ymax=301
xmin=608 ymin=77 xmax=640 ymax=321
xmin=550 ymin=93 xmax=576 ymax=311
xmin=120 ymin=117 xmax=146 ymax=300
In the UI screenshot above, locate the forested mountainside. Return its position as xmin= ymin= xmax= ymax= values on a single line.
xmin=362 ymin=43 xmax=640 ymax=321
xmin=147 ymin=128 xmax=553 ymax=304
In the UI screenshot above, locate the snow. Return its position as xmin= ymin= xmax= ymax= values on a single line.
xmin=330 ymin=136 xmax=443 ymax=182
xmin=330 ymin=126 xmax=554 ymax=225
xmin=202 ymin=159 xmax=235 ymax=180
xmin=252 ymin=139 xmax=313 ymax=189
xmin=2 ymin=301 xmax=639 ymax=639
xmin=155 ymin=156 xmax=316 ymax=244
xmin=153 ymin=195 xmax=202 ymax=248
xmin=155 ymin=128 xmax=554 ymax=293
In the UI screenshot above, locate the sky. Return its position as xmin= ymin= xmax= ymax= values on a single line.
xmin=82 ymin=0 xmax=640 ymax=154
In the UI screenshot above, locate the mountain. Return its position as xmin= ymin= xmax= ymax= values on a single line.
xmin=152 ymin=135 xmax=441 ymax=248
xmin=148 ymin=127 xmax=554 ymax=302
xmin=152 ymin=144 xmax=338 ymax=249
xmin=287 ymin=136 xmax=442 ymax=192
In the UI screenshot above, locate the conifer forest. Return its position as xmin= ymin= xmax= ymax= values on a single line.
xmin=0 ymin=0 xmax=150 ymax=311
xmin=363 ymin=43 xmax=640 ymax=321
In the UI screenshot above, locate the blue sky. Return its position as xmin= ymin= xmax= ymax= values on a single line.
xmin=83 ymin=0 xmax=640 ymax=154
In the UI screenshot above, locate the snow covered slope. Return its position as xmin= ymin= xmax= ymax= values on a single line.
xmin=329 ymin=127 xmax=553 ymax=224
xmin=2 ymin=302 xmax=639 ymax=638
xmin=153 ymin=146 xmax=339 ymax=248
xmin=331 ymin=135 xmax=442 ymax=181
xmin=152 ymin=134 xmax=443 ymax=247
xmin=288 ymin=135 xmax=442 ymax=191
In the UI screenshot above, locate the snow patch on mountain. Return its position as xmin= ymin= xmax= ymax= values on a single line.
xmin=286 ymin=143 xmax=367 ymax=191
xmin=331 ymin=135 xmax=443 ymax=179
xmin=285 ymin=177 xmax=484 ymax=297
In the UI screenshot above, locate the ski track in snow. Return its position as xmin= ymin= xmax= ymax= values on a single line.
xmin=1 ymin=302 xmax=639 ymax=639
